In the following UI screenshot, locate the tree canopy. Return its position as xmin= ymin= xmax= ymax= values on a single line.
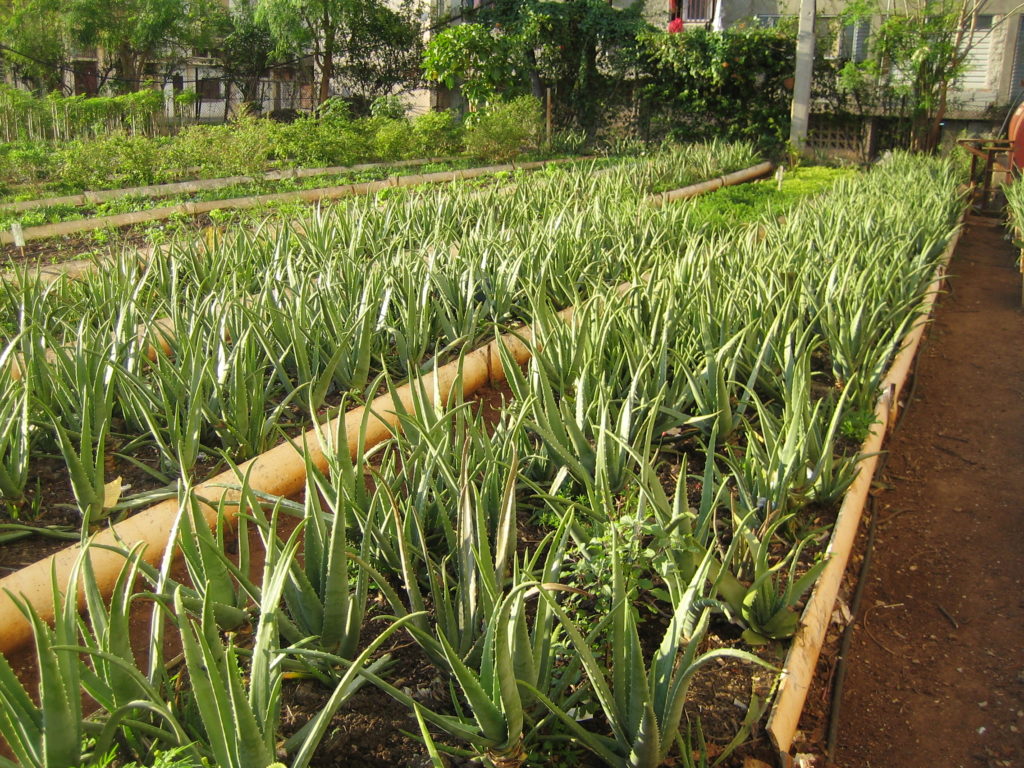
xmin=66 ymin=0 xmax=218 ymax=91
xmin=0 ymin=0 xmax=70 ymax=94
xmin=423 ymin=0 xmax=648 ymax=129
xmin=257 ymin=0 xmax=423 ymax=108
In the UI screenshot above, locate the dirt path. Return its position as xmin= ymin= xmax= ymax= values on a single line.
xmin=833 ymin=216 xmax=1024 ymax=767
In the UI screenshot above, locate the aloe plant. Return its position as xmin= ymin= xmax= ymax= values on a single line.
xmin=0 ymin=359 xmax=30 ymax=506
xmin=528 ymin=532 xmax=772 ymax=768
xmin=0 ymin=550 xmax=195 ymax=768
xmin=730 ymin=507 xmax=829 ymax=645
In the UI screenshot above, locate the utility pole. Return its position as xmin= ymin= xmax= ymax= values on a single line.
xmin=789 ymin=0 xmax=816 ymax=149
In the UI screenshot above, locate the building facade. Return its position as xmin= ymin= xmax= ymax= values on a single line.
xmin=641 ymin=0 xmax=1024 ymax=119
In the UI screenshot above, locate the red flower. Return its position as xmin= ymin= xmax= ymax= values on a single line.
xmin=667 ymin=17 xmax=683 ymax=34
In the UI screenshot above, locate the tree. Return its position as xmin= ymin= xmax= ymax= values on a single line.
xmin=0 ymin=0 xmax=70 ymax=94
xmin=640 ymin=25 xmax=796 ymax=146
xmin=216 ymin=0 xmax=279 ymax=112
xmin=836 ymin=0 xmax=1000 ymax=151
xmin=331 ymin=0 xmax=423 ymax=111
xmin=422 ymin=0 xmax=647 ymax=130
xmin=422 ymin=24 xmax=519 ymax=108
xmin=257 ymin=0 xmax=423 ymax=108
xmin=66 ymin=0 xmax=218 ymax=92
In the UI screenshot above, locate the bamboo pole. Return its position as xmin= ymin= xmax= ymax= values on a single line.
xmin=646 ymin=162 xmax=775 ymax=207
xmin=0 ymin=157 xmax=457 ymax=215
xmin=0 ymin=283 xmax=628 ymax=655
xmin=0 ymin=159 xmax=578 ymax=247
xmin=765 ymin=212 xmax=967 ymax=763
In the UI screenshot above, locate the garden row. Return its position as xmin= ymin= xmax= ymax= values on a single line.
xmin=0 ymin=98 xmax=562 ymax=200
xmin=1 ymin=155 xmax=791 ymax=249
xmin=1 ymin=158 xmax=599 ymax=248
xmin=0 ymin=148 xmax=963 ymax=768
xmin=0 ymin=142 xmax=761 ymax=521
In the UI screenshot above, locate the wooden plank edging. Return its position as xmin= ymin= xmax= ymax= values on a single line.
xmin=765 ymin=207 xmax=968 ymax=764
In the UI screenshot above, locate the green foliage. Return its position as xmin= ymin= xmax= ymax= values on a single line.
xmin=0 ymin=371 xmax=30 ymax=506
xmin=168 ymin=114 xmax=275 ymax=177
xmin=640 ymin=26 xmax=796 ymax=149
xmin=332 ymin=0 xmax=424 ymax=111
xmin=369 ymin=94 xmax=407 ymax=119
xmin=0 ymin=86 xmax=166 ymax=143
xmin=216 ymin=0 xmax=279 ymax=108
xmin=423 ymin=23 xmax=519 ymax=108
xmin=54 ymin=132 xmax=167 ymax=190
xmin=682 ymin=166 xmax=854 ymax=235
xmin=531 ymin=532 xmax=771 ymax=767
xmin=839 ymin=407 xmax=878 ymax=443
xmin=424 ymin=0 xmax=646 ymax=130
xmin=66 ymin=0 xmax=219 ymax=92
xmin=464 ymin=96 xmax=543 ymax=162
xmin=257 ymin=0 xmax=422 ymax=108
xmin=0 ymin=0 xmax=69 ymax=94
xmin=271 ymin=111 xmax=370 ymax=167
xmin=480 ymin=0 xmax=648 ymax=132
xmin=0 ymin=148 xmax=968 ymax=768
xmin=832 ymin=0 xmax=982 ymax=150
xmin=412 ymin=109 xmax=464 ymax=156
xmin=371 ymin=118 xmax=419 ymax=160
xmin=735 ymin=516 xmax=828 ymax=645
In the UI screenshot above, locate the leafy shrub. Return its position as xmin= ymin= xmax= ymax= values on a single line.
xmin=0 ymin=141 xmax=53 ymax=185
xmin=367 ymin=117 xmax=416 ymax=160
xmin=463 ymin=96 xmax=543 ymax=162
xmin=640 ymin=26 xmax=796 ymax=149
xmin=54 ymin=133 xmax=167 ymax=190
xmin=412 ymin=110 xmax=463 ymax=157
xmin=216 ymin=114 xmax=277 ymax=175
xmin=167 ymin=116 xmax=276 ymax=177
xmin=369 ymin=94 xmax=407 ymax=120
xmin=274 ymin=114 xmax=370 ymax=167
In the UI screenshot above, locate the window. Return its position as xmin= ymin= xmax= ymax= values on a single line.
xmin=839 ymin=19 xmax=871 ymax=62
xmin=671 ymin=0 xmax=714 ymax=22
xmin=818 ymin=16 xmax=871 ymax=62
xmin=757 ymin=14 xmax=782 ymax=28
xmin=682 ymin=0 xmax=713 ymax=22
xmin=73 ymin=61 xmax=98 ymax=96
xmin=197 ymin=77 xmax=221 ymax=101
xmin=1011 ymin=15 xmax=1024 ymax=101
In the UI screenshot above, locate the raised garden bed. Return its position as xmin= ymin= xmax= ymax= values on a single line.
xmin=0 ymin=146 xmax=956 ymax=768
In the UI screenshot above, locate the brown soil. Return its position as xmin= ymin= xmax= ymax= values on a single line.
xmin=811 ymin=215 xmax=1024 ymax=767
xmin=0 ymin=213 xmax=221 ymax=270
